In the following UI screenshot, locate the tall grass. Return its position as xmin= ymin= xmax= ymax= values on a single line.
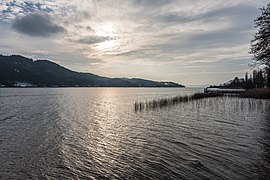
xmin=134 ymin=92 xmax=223 ymax=112
xmin=134 ymin=89 xmax=270 ymax=112
xmin=239 ymin=88 xmax=270 ymax=99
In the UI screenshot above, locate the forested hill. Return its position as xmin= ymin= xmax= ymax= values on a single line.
xmin=0 ymin=54 xmax=185 ymax=87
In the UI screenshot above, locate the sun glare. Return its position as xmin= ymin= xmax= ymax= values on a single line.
xmin=97 ymin=40 xmax=117 ymax=51
xmin=96 ymin=24 xmax=115 ymax=37
xmin=95 ymin=23 xmax=118 ymax=52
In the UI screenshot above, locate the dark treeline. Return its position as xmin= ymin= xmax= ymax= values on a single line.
xmin=209 ymin=68 xmax=270 ymax=89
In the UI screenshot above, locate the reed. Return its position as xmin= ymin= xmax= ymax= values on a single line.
xmin=134 ymin=92 xmax=223 ymax=112
xmin=239 ymin=88 xmax=270 ymax=99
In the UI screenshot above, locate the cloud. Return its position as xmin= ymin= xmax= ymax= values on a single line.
xmin=153 ymin=2 xmax=258 ymax=25
xmin=12 ymin=13 xmax=65 ymax=37
xmin=1 ymin=0 xmax=269 ymax=84
xmin=76 ymin=35 xmax=114 ymax=45
xmin=132 ymin=0 xmax=172 ymax=7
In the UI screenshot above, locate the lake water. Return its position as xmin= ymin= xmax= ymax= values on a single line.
xmin=0 ymin=88 xmax=270 ymax=179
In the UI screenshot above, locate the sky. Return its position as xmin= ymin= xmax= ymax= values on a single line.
xmin=0 ymin=0 xmax=268 ymax=86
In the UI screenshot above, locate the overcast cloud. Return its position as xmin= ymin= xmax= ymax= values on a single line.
xmin=12 ymin=13 xmax=65 ymax=37
xmin=0 ymin=0 xmax=268 ymax=85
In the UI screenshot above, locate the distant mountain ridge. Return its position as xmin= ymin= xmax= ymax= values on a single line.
xmin=0 ymin=54 xmax=185 ymax=87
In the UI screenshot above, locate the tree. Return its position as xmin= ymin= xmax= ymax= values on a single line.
xmin=253 ymin=70 xmax=258 ymax=87
xmin=252 ymin=70 xmax=266 ymax=88
xmin=266 ymin=67 xmax=270 ymax=88
xmin=250 ymin=3 xmax=270 ymax=68
xmin=258 ymin=70 xmax=265 ymax=88
xmin=245 ymin=72 xmax=248 ymax=83
xmin=244 ymin=72 xmax=253 ymax=89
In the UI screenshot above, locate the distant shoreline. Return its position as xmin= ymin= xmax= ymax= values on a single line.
xmin=0 ymin=86 xmax=186 ymax=88
xmin=0 ymin=54 xmax=184 ymax=88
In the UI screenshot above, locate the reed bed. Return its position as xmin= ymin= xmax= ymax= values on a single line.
xmin=134 ymin=92 xmax=223 ymax=112
xmin=239 ymin=88 xmax=270 ymax=99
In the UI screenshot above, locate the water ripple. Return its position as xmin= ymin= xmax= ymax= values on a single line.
xmin=0 ymin=88 xmax=270 ymax=179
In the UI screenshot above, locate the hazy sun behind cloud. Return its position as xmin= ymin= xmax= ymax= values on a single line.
xmin=94 ymin=23 xmax=120 ymax=52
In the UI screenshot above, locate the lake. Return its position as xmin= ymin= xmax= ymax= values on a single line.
xmin=0 ymin=88 xmax=269 ymax=179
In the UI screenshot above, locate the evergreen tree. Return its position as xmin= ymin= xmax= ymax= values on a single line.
xmin=245 ymin=72 xmax=248 ymax=89
xmin=253 ymin=70 xmax=258 ymax=87
xmin=258 ymin=70 xmax=265 ymax=88
xmin=267 ymin=68 xmax=270 ymax=88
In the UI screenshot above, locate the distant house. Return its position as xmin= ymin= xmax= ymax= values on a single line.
xmin=14 ymin=82 xmax=34 ymax=87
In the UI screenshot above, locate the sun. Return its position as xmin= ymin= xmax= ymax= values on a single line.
xmin=96 ymin=24 xmax=115 ymax=37
xmin=95 ymin=23 xmax=118 ymax=52
xmin=98 ymin=40 xmax=117 ymax=50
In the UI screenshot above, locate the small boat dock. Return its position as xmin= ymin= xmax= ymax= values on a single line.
xmin=204 ymin=88 xmax=246 ymax=94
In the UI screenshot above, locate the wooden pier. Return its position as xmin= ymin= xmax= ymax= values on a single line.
xmin=204 ymin=88 xmax=246 ymax=94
